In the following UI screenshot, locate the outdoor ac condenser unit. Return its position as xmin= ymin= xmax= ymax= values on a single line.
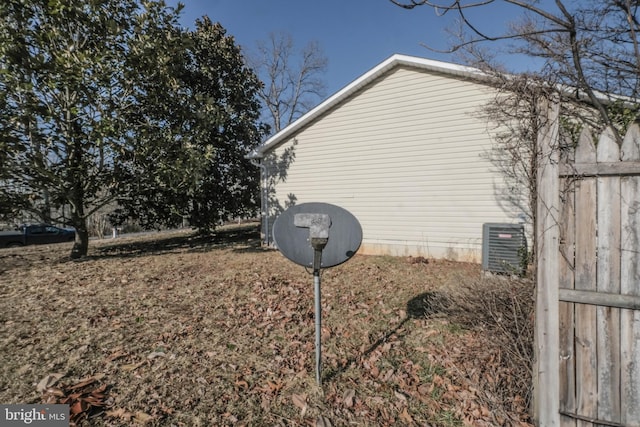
xmin=482 ymin=223 xmax=527 ymax=275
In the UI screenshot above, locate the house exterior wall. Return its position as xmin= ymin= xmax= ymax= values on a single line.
xmin=263 ymin=65 xmax=523 ymax=262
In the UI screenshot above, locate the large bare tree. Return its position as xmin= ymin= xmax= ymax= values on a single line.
xmin=249 ymin=32 xmax=328 ymax=134
xmin=389 ymin=0 xmax=640 ymax=132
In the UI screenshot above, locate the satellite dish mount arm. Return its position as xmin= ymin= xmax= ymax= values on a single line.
xmin=294 ymin=213 xmax=330 ymax=273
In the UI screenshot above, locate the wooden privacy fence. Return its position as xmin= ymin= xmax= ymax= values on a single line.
xmin=535 ymin=99 xmax=640 ymax=426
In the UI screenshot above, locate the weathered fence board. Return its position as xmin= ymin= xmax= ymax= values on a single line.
xmin=620 ymin=121 xmax=640 ymax=425
xmin=595 ymin=128 xmax=621 ymax=422
xmin=561 ymin=161 xmax=640 ymax=176
xmin=559 ymin=289 xmax=640 ymax=310
xmin=573 ymin=128 xmax=598 ymax=427
xmin=534 ymin=97 xmax=561 ymax=427
xmin=559 ymin=152 xmax=576 ymax=427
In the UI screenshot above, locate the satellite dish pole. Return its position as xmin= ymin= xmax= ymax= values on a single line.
xmin=294 ymin=213 xmax=330 ymax=385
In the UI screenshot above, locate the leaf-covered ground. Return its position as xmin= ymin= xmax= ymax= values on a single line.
xmin=0 ymin=224 xmax=534 ymax=426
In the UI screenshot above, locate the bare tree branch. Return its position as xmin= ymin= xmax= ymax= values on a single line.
xmin=390 ymin=0 xmax=640 ymax=129
xmin=389 ymin=0 xmax=494 ymax=11
xmin=248 ymin=32 xmax=327 ymax=134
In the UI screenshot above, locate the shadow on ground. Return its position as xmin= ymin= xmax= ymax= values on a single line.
xmin=94 ymin=223 xmax=266 ymax=259
xmin=406 ymin=291 xmax=453 ymax=318
xmin=324 ymin=290 xmax=453 ymax=382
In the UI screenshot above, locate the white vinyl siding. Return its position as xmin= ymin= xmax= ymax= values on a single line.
xmin=264 ymin=66 xmax=521 ymax=261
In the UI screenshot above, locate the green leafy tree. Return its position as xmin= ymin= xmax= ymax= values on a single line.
xmin=0 ymin=0 xmax=190 ymax=257
xmin=184 ymin=18 xmax=265 ymax=230
xmin=1 ymin=0 xmax=148 ymax=256
xmin=112 ymin=17 xmax=265 ymax=232
xmin=0 ymin=1 xmax=264 ymax=256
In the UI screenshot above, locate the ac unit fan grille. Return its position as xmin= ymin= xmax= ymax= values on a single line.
xmin=482 ymin=223 xmax=527 ymax=274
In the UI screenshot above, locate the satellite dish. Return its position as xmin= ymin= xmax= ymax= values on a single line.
xmin=272 ymin=202 xmax=362 ymax=268
xmin=272 ymin=202 xmax=362 ymax=386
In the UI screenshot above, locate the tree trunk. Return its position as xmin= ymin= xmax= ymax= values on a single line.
xmin=70 ymin=218 xmax=89 ymax=259
xmin=67 ymin=110 xmax=88 ymax=259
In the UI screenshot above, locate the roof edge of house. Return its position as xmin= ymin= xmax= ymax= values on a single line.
xmin=246 ymin=54 xmax=487 ymax=159
xmin=245 ymin=53 xmax=635 ymax=160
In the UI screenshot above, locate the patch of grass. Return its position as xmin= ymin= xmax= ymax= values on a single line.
xmin=443 ymin=320 xmax=465 ymax=335
xmin=417 ymin=359 xmax=446 ymax=384
xmin=432 ymin=410 xmax=464 ymax=426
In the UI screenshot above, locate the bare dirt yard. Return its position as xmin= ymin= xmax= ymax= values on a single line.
xmin=0 ymin=224 xmax=535 ymax=426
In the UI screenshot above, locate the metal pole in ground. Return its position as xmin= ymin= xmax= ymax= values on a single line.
xmin=314 ymin=268 xmax=322 ymax=386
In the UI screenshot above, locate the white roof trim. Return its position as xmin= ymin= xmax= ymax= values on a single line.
xmin=247 ymin=54 xmax=488 ymax=158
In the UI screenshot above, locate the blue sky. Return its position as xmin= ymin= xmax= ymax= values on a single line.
xmin=168 ymin=0 xmax=549 ymax=95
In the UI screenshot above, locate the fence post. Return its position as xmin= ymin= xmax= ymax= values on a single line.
xmin=534 ymin=95 xmax=560 ymax=426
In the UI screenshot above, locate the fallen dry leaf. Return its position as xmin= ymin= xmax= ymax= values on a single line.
xmin=70 ymin=401 xmax=85 ymax=417
xmin=69 ymin=374 xmax=105 ymax=390
xmin=134 ymin=411 xmax=153 ymax=424
xmin=105 ymin=408 xmax=133 ymax=421
xmin=36 ymin=373 xmax=64 ymax=393
xmin=399 ymin=407 xmax=414 ymax=425
xmin=394 ymin=390 xmax=407 ymax=402
xmin=316 ymin=415 xmax=332 ymax=427
xmin=291 ymin=393 xmax=307 ymax=410
xmin=146 ymin=351 xmax=165 ymax=359
xmin=343 ymin=389 xmax=355 ymax=408
xmin=105 ymin=348 xmax=128 ymax=362
xmin=121 ymin=361 xmax=145 ymax=371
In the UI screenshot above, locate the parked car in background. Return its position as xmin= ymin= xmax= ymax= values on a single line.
xmin=0 ymin=224 xmax=76 ymax=248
